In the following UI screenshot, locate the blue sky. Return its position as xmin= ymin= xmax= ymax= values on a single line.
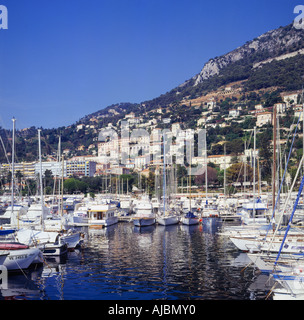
xmin=0 ymin=0 xmax=301 ymax=129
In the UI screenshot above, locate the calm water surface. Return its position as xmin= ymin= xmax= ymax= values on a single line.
xmin=0 ymin=219 xmax=274 ymax=300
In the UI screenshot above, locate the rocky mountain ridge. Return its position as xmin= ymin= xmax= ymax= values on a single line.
xmin=187 ymin=23 xmax=304 ymax=87
xmin=76 ymin=22 xmax=304 ymax=125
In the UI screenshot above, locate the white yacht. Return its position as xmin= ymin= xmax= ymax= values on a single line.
xmin=69 ymin=203 xmax=89 ymax=226
xmin=180 ymin=211 xmax=200 ymax=225
xmin=237 ymin=199 xmax=269 ymax=225
xmin=119 ymin=195 xmax=135 ymax=215
xmin=201 ymin=203 xmax=220 ymax=218
xmin=19 ymin=203 xmax=50 ymax=226
xmin=0 ymin=229 xmax=43 ymax=270
xmin=87 ymin=201 xmax=118 ymax=228
xmin=133 ymin=196 xmax=155 ymax=227
xmin=151 ymin=197 xmax=161 ymax=213
xmin=16 ymin=228 xmax=81 ymax=255
xmin=180 ymin=197 xmax=198 ymax=213
xmin=157 ymin=209 xmax=180 ymax=226
xmin=0 ymin=205 xmax=28 ymax=227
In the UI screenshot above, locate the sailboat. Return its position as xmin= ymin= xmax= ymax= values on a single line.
xmin=237 ymin=127 xmax=269 ymax=225
xmin=44 ymin=138 xmax=82 ymax=250
xmin=227 ymin=116 xmax=304 ymax=253
xmin=0 ymin=118 xmax=29 ymax=228
xmin=267 ymin=169 xmax=304 ymax=299
xmin=201 ymin=130 xmax=220 ymax=218
xmin=16 ymin=130 xmax=80 ymax=255
xmin=243 ymin=101 xmax=304 ymax=300
xmin=181 ymin=135 xmax=199 ymax=226
xmin=0 ymin=119 xmax=43 ymax=271
xmin=43 ymin=139 xmax=70 ymax=232
xmin=133 ymin=194 xmax=156 ymax=227
xmin=0 ymin=204 xmax=28 ymax=226
xmin=157 ymin=133 xmax=180 ymax=226
xmin=0 ymin=229 xmax=43 ymax=271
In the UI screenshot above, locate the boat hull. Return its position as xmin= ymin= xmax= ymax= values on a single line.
xmin=61 ymin=232 xmax=82 ymax=250
xmin=202 ymin=210 xmax=220 ymax=218
xmin=0 ymin=252 xmax=8 ymax=265
xmin=1 ymin=247 xmax=42 ymax=271
xmin=273 ymin=273 xmax=304 ymax=296
xmin=88 ymin=217 xmax=118 ymax=228
xmin=241 ymin=217 xmax=268 ymax=225
xmin=229 ymin=236 xmax=261 ymax=252
xmin=157 ymin=216 xmax=180 ymax=226
xmin=41 ymin=243 xmax=68 ymax=256
xmin=133 ymin=218 xmax=156 ymax=227
xmin=181 ymin=217 xmax=199 ymax=225
xmin=229 ymin=235 xmax=304 ymax=253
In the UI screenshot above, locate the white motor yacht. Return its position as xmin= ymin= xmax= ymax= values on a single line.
xmin=133 ymin=196 xmax=155 ymax=227
xmin=87 ymin=201 xmax=118 ymax=228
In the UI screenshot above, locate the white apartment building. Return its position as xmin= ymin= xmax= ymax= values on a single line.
xmin=1 ymin=162 xmax=36 ymax=179
xmin=294 ymin=106 xmax=303 ymax=121
xmin=66 ymin=160 xmax=96 ymax=177
xmin=255 ymin=104 xmax=264 ymax=111
xmin=207 ymin=155 xmax=233 ymax=170
xmin=283 ymin=93 xmax=299 ymax=105
xmin=134 ymin=155 xmax=150 ymax=170
xmin=228 ymin=109 xmax=240 ymax=118
xmin=197 ymin=117 xmax=206 ymax=126
xmin=207 ymin=100 xmax=216 ymax=111
xmin=35 ymin=161 xmax=67 ymax=178
xmin=275 ymin=103 xmax=287 ymax=114
xmin=171 ymin=123 xmax=181 ymax=136
xmin=256 ymin=112 xmax=272 ymax=127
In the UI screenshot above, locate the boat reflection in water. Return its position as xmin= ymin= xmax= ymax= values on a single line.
xmin=0 ymin=222 xmax=273 ymax=300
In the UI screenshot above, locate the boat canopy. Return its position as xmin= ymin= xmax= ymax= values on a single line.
xmin=0 ymin=229 xmax=15 ymax=236
xmin=185 ymin=211 xmax=197 ymax=218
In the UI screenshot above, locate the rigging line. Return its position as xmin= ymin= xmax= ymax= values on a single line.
xmin=273 ymin=171 xmax=304 ymax=268
xmin=14 ymin=258 xmax=29 ymax=280
xmin=234 ymin=161 xmax=244 ymax=186
xmin=265 ymin=281 xmax=278 ymax=300
xmin=0 ymin=135 xmax=11 ymax=167
xmin=245 ymin=128 xmax=254 ymax=150
xmin=1 ymin=125 xmax=14 ymax=159
xmin=51 ymin=136 xmax=61 ymax=204
xmin=264 ymin=111 xmax=302 ymax=240
xmin=268 ymin=155 xmax=304 ymax=249
xmin=279 ymin=111 xmax=299 ymax=164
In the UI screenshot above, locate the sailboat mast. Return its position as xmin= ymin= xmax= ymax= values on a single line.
xmin=11 ymin=118 xmax=16 ymax=221
xmin=224 ymin=143 xmax=226 ymax=204
xmin=205 ymin=132 xmax=208 ymax=205
xmin=272 ymin=105 xmax=277 ymax=218
xmin=189 ymin=136 xmax=192 ymax=212
xmin=163 ymin=133 xmax=166 ymax=214
xmin=257 ymin=156 xmax=261 ymax=196
xmin=253 ymin=126 xmax=256 ymax=220
xmin=302 ymin=89 xmax=304 ymax=198
xmin=244 ymin=140 xmax=246 ymax=194
xmin=38 ymin=129 xmax=45 ymax=232
xmin=58 ymin=136 xmax=61 ymax=207
xmin=61 ymin=155 xmax=64 ymax=217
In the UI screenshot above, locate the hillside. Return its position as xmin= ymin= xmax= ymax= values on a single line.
xmin=142 ymin=23 xmax=304 ymax=109
xmin=1 ymin=22 xmax=304 ymax=165
xmin=191 ymin=23 xmax=304 ymax=87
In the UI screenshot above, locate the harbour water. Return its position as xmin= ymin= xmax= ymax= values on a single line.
xmin=0 ymin=219 xmax=274 ymax=300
